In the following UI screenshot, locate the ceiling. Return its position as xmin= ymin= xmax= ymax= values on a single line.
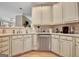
xmin=0 ymin=2 xmax=32 ymax=20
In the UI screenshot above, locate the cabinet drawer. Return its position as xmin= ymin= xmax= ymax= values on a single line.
xmin=0 ymin=38 xmax=8 ymax=43
xmin=1 ymin=41 xmax=8 ymax=45
xmin=0 ymin=48 xmax=1 ymax=53
xmin=12 ymin=36 xmax=18 ymax=39
xmin=0 ymin=45 xmax=2 ymax=48
xmin=2 ymin=39 xmax=8 ymax=43
xmin=60 ymin=36 xmax=67 ymax=39
xmin=54 ymin=35 xmax=59 ymax=38
xmin=0 ymin=38 xmax=2 ymax=42
xmin=76 ymin=38 xmax=79 ymax=42
xmin=66 ymin=37 xmax=72 ymax=41
xmin=24 ymin=35 xmax=27 ymax=37
xmin=76 ymin=42 xmax=79 ymax=46
xmin=17 ymin=36 xmax=22 ymax=38
xmin=1 ymin=50 xmax=8 ymax=55
xmin=2 ymin=37 xmax=9 ymax=41
xmin=52 ymin=35 xmax=55 ymax=38
xmin=1 ymin=46 xmax=8 ymax=51
xmin=1 ymin=48 xmax=8 ymax=55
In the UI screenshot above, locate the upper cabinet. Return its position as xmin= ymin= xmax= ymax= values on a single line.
xmin=32 ymin=5 xmax=53 ymax=25
xmin=52 ymin=3 xmax=62 ymax=25
xmin=62 ymin=2 xmax=78 ymax=23
xmin=42 ymin=6 xmax=52 ymax=25
xmin=32 ymin=6 xmax=42 ymax=25
xmin=32 ymin=2 xmax=79 ymax=25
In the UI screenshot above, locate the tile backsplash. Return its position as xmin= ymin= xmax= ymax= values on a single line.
xmin=51 ymin=23 xmax=79 ymax=34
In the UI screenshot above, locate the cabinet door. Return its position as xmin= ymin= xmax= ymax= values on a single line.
xmin=12 ymin=38 xmax=23 ymax=56
xmin=62 ymin=2 xmax=78 ymax=23
xmin=52 ymin=3 xmax=62 ymax=25
xmin=51 ymin=37 xmax=60 ymax=54
xmin=32 ymin=6 xmax=42 ymax=25
xmin=60 ymin=39 xmax=73 ymax=57
xmin=24 ymin=35 xmax=32 ymax=52
xmin=75 ymin=37 xmax=79 ymax=57
xmin=76 ymin=43 xmax=79 ymax=57
xmin=42 ymin=6 xmax=52 ymax=25
xmin=0 ymin=37 xmax=9 ymax=56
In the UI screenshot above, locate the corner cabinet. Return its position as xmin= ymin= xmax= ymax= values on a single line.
xmin=32 ymin=6 xmax=42 ymax=25
xmin=52 ymin=3 xmax=63 ymax=25
xmin=42 ymin=6 xmax=52 ymax=25
xmin=62 ymin=2 xmax=78 ymax=23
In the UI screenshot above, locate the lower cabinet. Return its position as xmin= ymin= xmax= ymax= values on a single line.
xmin=24 ymin=35 xmax=32 ymax=52
xmin=60 ymin=36 xmax=73 ymax=57
xmin=11 ymin=35 xmax=33 ymax=56
xmin=0 ymin=37 xmax=9 ymax=57
xmin=76 ymin=43 xmax=79 ymax=57
xmin=60 ymin=39 xmax=73 ymax=57
xmin=51 ymin=35 xmax=73 ymax=57
xmin=76 ymin=38 xmax=79 ymax=57
xmin=51 ymin=35 xmax=60 ymax=54
xmin=12 ymin=37 xmax=24 ymax=56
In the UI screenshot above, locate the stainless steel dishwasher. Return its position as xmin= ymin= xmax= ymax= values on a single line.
xmin=37 ymin=34 xmax=51 ymax=51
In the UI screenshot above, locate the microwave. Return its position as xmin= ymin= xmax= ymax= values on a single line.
xmin=62 ymin=26 xmax=69 ymax=34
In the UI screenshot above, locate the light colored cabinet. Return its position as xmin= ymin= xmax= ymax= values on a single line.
xmin=52 ymin=3 xmax=62 ymax=25
xmin=32 ymin=5 xmax=52 ymax=25
xmin=0 ymin=37 xmax=9 ymax=56
xmin=42 ymin=6 xmax=52 ymax=25
xmin=12 ymin=36 xmax=23 ymax=56
xmin=24 ymin=35 xmax=32 ymax=52
xmin=76 ymin=43 xmax=79 ymax=57
xmin=60 ymin=36 xmax=73 ymax=57
xmin=51 ymin=35 xmax=60 ymax=54
xmin=62 ymin=2 xmax=78 ymax=23
xmin=32 ymin=6 xmax=42 ymax=25
xmin=11 ymin=35 xmax=33 ymax=56
xmin=32 ymin=35 xmax=38 ymax=50
xmin=76 ymin=38 xmax=79 ymax=57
